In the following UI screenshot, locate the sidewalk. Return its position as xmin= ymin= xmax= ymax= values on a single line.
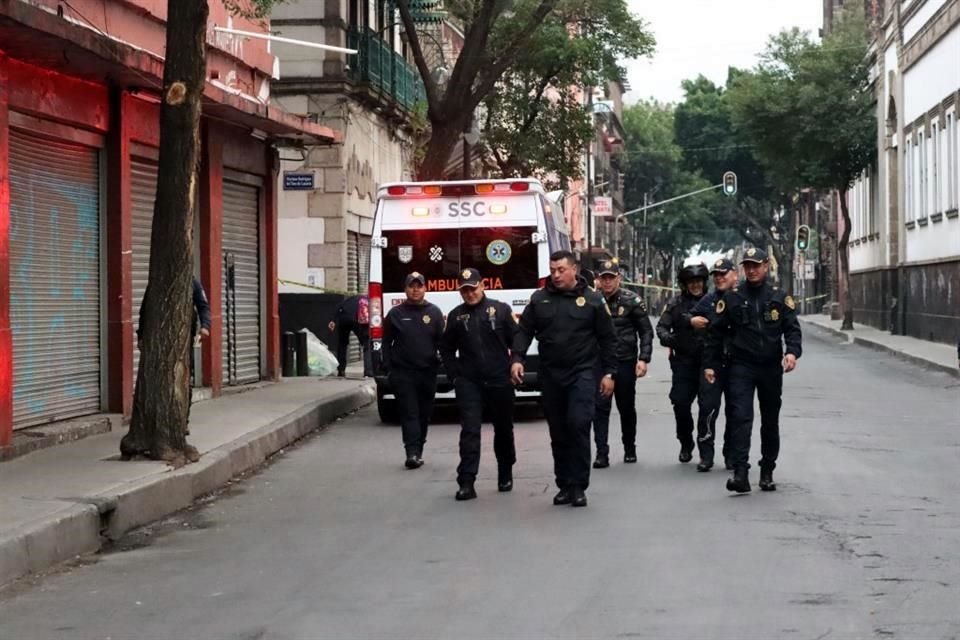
xmin=0 ymin=374 xmax=375 ymax=588
xmin=801 ymin=314 xmax=959 ymax=378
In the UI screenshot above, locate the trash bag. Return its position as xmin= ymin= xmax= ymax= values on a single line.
xmin=302 ymin=329 xmax=339 ymax=377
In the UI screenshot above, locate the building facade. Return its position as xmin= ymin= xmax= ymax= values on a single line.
xmin=0 ymin=0 xmax=337 ymax=445
xmin=844 ymin=0 xmax=960 ymax=343
xmin=271 ymin=1 xmax=451 ymax=298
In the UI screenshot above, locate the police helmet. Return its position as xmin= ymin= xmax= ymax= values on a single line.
xmin=677 ymin=263 xmax=709 ymax=283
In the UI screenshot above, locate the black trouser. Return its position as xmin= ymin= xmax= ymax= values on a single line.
xmin=336 ymin=321 xmax=370 ymax=376
xmin=388 ymin=368 xmax=437 ymax=456
xmin=696 ymin=362 xmax=729 ymax=462
xmin=726 ymin=361 xmax=783 ymax=471
xmin=594 ymin=359 xmax=638 ymax=456
xmin=541 ymin=369 xmax=595 ymax=490
xmin=669 ymin=358 xmax=701 ymax=450
xmin=455 ymin=378 xmax=516 ymax=484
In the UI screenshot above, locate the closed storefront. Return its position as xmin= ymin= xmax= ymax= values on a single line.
xmin=345 ymin=230 xmax=371 ymax=363
xmin=130 ymin=156 xmax=158 ymax=387
xmin=8 ymin=126 xmax=102 ymax=428
xmin=222 ymin=177 xmax=262 ymax=386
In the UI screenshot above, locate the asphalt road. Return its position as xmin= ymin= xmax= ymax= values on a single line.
xmin=2 ymin=327 xmax=958 ymax=640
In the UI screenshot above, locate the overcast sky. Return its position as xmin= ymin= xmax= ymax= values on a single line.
xmin=623 ymin=0 xmax=824 ymax=105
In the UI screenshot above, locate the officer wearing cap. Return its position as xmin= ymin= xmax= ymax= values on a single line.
xmin=592 ymin=259 xmax=653 ymax=467
xmin=440 ymin=268 xmax=519 ymax=501
xmin=704 ymin=247 xmax=802 ymax=493
xmin=511 ymin=250 xmax=617 ymax=508
xmin=382 ymin=271 xmax=445 ymax=469
xmin=689 ymin=257 xmax=739 ymax=471
xmin=656 ymin=262 xmax=709 ymax=464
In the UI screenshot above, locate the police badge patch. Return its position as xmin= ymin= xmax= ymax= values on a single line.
xmin=575 ymin=296 xmax=586 ymax=307
xmin=423 ymin=315 xmax=431 ymax=324
xmin=398 ymin=246 xmax=413 ymax=264
xmin=716 ymin=300 xmax=726 ymax=314
xmin=771 ymin=309 xmax=780 ymax=321
xmin=784 ymin=296 xmax=796 ymax=310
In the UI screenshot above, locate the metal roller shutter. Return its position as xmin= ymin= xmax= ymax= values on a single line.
xmin=9 ymin=129 xmax=101 ymax=428
xmin=222 ymin=181 xmax=261 ymax=386
xmin=130 ymin=159 xmax=158 ymax=387
xmin=344 ymin=231 xmax=372 ymax=364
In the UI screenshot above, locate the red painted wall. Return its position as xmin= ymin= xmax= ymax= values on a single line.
xmin=200 ymin=125 xmax=224 ymax=394
xmin=0 ymin=53 xmax=12 ymax=445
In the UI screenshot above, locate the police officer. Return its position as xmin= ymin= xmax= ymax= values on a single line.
xmin=382 ymin=272 xmax=445 ymax=469
xmin=656 ymin=263 xmax=709 ymax=463
xmin=440 ymin=268 xmax=518 ymax=501
xmin=704 ymin=247 xmax=802 ymax=493
xmin=689 ymin=258 xmax=739 ymax=471
xmin=592 ymin=259 xmax=653 ymax=467
xmin=511 ymin=251 xmax=617 ymax=508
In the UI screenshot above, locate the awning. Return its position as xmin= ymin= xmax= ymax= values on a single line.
xmin=0 ymin=0 xmax=341 ymax=145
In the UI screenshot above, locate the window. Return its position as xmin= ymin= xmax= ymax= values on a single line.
xmin=905 ymin=133 xmax=913 ymax=222
xmin=946 ymin=109 xmax=958 ymax=212
xmin=919 ymin=128 xmax=927 ymax=219
xmin=932 ymin=119 xmax=940 ymax=214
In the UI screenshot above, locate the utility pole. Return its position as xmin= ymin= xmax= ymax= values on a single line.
xmin=642 ymin=191 xmax=649 ymax=309
xmin=585 ymin=87 xmax=594 ymax=263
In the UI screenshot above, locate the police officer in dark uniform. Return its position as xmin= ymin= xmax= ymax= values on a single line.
xmin=440 ymin=268 xmax=518 ymax=501
xmin=656 ymin=263 xmax=709 ymax=463
xmin=382 ymin=272 xmax=445 ymax=469
xmin=704 ymin=247 xmax=802 ymax=493
xmin=689 ymin=258 xmax=739 ymax=471
xmin=511 ymin=251 xmax=617 ymax=508
xmin=592 ymin=259 xmax=653 ymax=467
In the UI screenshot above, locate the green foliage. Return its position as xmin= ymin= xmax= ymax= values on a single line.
xmin=482 ymin=0 xmax=654 ymax=182
xmin=620 ymin=100 xmax=737 ymax=258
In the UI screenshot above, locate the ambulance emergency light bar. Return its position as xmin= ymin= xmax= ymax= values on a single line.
xmin=382 ymin=182 xmax=532 ymax=197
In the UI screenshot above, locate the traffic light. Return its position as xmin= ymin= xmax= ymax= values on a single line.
xmin=796 ymin=224 xmax=810 ymax=252
xmin=722 ymin=171 xmax=738 ymax=197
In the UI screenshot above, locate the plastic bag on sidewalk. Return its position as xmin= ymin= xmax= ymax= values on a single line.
xmin=303 ymin=329 xmax=339 ymax=377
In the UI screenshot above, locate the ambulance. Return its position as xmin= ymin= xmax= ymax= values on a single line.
xmin=367 ymin=179 xmax=571 ymax=422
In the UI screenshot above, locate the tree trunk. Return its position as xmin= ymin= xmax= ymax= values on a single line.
xmin=120 ymin=0 xmax=209 ymax=466
xmin=837 ymin=186 xmax=854 ymax=330
xmin=417 ymin=120 xmax=466 ymax=180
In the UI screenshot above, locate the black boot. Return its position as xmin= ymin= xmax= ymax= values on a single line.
xmin=553 ymin=489 xmax=572 ymax=506
xmin=624 ymin=445 xmax=637 ymax=464
xmin=593 ymin=453 xmax=610 ymax=469
xmin=404 ymin=454 xmax=423 ymax=469
xmin=497 ymin=465 xmax=513 ymax=492
xmin=726 ymin=467 xmax=751 ymax=493
xmin=678 ymin=444 xmax=694 ymax=463
xmin=697 ymin=456 xmax=714 ymax=472
xmin=759 ymin=467 xmax=776 ymax=491
xmin=570 ymin=486 xmax=588 ymax=507
xmin=455 ymin=482 xmax=477 ymax=501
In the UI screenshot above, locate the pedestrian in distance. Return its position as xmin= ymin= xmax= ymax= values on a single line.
xmin=689 ymin=258 xmax=739 ymax=471
xmin=704 ymin=247 xmax=802 ymax=494
xmin=511 ymin=251 xmax=618 ymax=508
xmin=327 ymin=294 xmax=370 ymax=377
xmin=656 ymin=263 xmax=709 ymax=464
xmin=439 ymin=268 xmax=519 ymax=501
xmin=592 ymin=259 xmax=653 ymax=468
xmin=136 ymin=276 xmax=211 ymax=434
xmin=381 ymin=272 xmax=445 ymax=470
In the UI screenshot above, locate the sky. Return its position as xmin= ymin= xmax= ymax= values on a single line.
xmin=624 ymin=0 xmax=824 ymax=105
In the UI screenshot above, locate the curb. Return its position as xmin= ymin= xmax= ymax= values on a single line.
xmin=0 ymin=383 xmax=375 ymax=589
xmin=802 ymin=319 xmax=959 ymax=379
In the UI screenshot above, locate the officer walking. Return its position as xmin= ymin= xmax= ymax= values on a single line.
xmin=439 ymin=268 xmax=518 ymax=501
xmin=656 ymin=263 xmax=709 ymax=463
xmin=592 ymin=259 xmax=653 ymax=468
xmin=382 ymin=272 xmax=445 ymax=469
xmin=704 ymin=247 xmax=802 ymax=493
xmin=511 ymin=251 xmax=617 ymax=508
xmin=689 ymin=258 xmax=739 ymax=471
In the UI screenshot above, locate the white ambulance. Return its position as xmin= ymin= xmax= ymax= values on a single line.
xmin=367 ymin=179 xmax=571 ymax=422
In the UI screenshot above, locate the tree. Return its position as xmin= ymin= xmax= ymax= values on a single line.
xmin=620 ymin=100 xmax=737 ymax=285
xmin=674 ymin=74 xmax=795 ymax=285
xmin=121 ymin=0 xmax=279 ymax=466
xmin=727 ymin=13 xmax=876 ymax=329
xmin=396 ymin=0 xmax=561 ymax=179
xmin=481 ymin=0 xmax=653 ymax=183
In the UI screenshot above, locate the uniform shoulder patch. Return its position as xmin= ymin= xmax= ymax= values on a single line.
xmin=784 ymin=295 xmax=796 ymax=310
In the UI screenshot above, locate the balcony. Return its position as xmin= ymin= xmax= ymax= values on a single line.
xmin=347 ymin=28 xmax=425 ymax=112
